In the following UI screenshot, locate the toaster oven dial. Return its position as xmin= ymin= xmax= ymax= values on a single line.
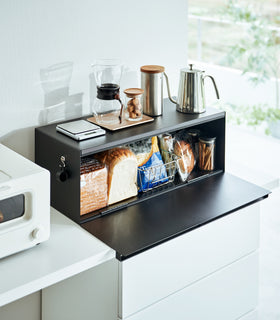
xmin=31 ymin=227 xmax=43 ymax=240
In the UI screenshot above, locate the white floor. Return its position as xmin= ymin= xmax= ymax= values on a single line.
xmin=226 ymin=125 xmax=280 ymax=319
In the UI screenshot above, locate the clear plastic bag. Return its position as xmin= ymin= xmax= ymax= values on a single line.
xmin=158 ymin=133 xmax=177 ymax=177
xmin=158 ymin=133 xmax=174 ymax=163
xmin=187 ymin=129 xmax=201 ymax=167
xmin=80 ymin=157 xmax=108 ymax=215
xmin=173 ymin=131 xmax=195 ymax=182
xmin=95 ymin=147 xmax=138 ymax=205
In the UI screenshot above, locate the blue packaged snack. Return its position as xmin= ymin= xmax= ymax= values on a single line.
xmin=136 ymin=137 xmax=168 ymax=192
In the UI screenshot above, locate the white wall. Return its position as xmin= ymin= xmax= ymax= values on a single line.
xmin=0 ymin=0 xmax=188 ymax=160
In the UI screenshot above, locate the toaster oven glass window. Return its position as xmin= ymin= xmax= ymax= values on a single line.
xmin=0 ymin=194 xmax=25 ymax=223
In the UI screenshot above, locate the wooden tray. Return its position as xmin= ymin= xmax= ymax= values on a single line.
xmin=87 ymin=114 xmax=154 ymax=131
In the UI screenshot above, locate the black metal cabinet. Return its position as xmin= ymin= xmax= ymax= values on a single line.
xmin=35 ymin=99 xmax=269 ymax=261
xmin=35 ymin=100 xmax=226 ymax=224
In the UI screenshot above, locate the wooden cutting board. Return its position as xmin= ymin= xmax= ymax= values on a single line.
xmin=87 ymin=114 xmax=154 ymax=131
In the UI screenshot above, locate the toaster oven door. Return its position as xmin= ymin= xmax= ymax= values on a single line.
xmin=0 ymin=194 xmax=25 ymax=223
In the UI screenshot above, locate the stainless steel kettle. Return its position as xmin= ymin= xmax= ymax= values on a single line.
xmin=164 ymin=64 xmax=220 ymax=114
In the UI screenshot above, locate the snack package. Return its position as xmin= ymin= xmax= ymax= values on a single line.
xmin=158 ymin=133 xmax=174 ymax=163
xmin=158 ymin=133 xmax=177 ymax=177
xmin=173 ymin=131 xmax=195 ymax=182
xmin=129 ymin=137 xmax=168 ymax=192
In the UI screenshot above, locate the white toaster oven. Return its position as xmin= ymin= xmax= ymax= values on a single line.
xmin=0 ymin=144 xmax=50 ymax=259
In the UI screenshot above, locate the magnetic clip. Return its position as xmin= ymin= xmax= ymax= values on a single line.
xmin=56 ymin=156 xmax=69 ymax=182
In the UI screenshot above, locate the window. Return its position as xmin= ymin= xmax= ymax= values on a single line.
xmin=188 ymin=0 xmax=280 ymax=138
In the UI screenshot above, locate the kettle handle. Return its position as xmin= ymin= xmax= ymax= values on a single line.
xmin=204 ymin=75 xmax=220 ymax=99
xmin=164 ymin=72 xmax=177 ymax=104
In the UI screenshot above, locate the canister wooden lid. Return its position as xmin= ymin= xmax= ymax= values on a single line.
xmin=140 ymin=65 xmax=165 ymax=73
xmin=124 ymin=88 xmax=144 ymax=98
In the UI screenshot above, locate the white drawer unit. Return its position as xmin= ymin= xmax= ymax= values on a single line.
xmin=37 ymin=200 xmax=266 ymax=320
xmin=118 ymin=203 xmax=260 ymax=319
xmin=42 ymin=259 xmax=118 ymax=320
xmin=120 ymin=251 xmax=259 ymax=320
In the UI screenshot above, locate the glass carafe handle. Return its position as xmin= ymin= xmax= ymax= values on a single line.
xmin=115 ymin=93 xmax=124 ymax=124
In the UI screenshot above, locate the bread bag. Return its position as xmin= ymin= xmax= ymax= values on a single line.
xmin=173 ymin=131 xmax=195 ymax=181
xmin=80 ymin=158 xmax=108 ymax=215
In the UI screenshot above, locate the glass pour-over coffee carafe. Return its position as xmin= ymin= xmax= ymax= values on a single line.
xmin=91 ymin=59 xmax=123 ymax=124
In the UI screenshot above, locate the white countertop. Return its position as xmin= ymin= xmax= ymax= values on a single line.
xmin=0 ymin=208 xmax=115 ymax=307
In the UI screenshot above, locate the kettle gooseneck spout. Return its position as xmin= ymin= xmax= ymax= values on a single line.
xmin=164 ymin=72 xmax=177 ymax=104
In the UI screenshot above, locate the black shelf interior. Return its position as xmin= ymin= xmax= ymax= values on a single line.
xmin=78 ymin=113 xmax=226 ymax=223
